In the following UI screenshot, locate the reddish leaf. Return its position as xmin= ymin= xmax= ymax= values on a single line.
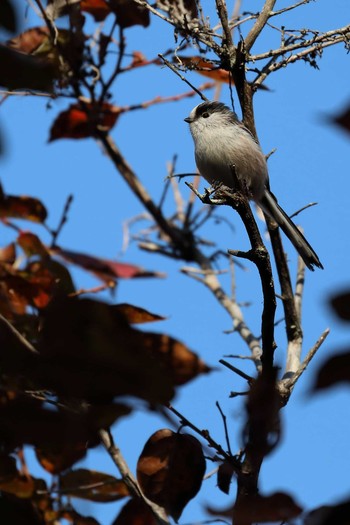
xmin=114 ymin=303 xmax=166 ymax=324
xmin=0 ymin=243 xmax=16 ymax=264
xmin=313 ymin=351 xmax=350 ymax=390
xmin=0 ymin=195 xmax=47 ymax=222
xmin=207 ymin=492 xmax=302 ymax=522
xmin=217 ymin=460 xmax=235 ymax=495
xmin=60 ymin=469 xmax=129 ymax=502
xmin=81 ymin=0 xmax=111 ymax=21
xmin=49 ymin=102 xmax=120 ymax=141
xmin=330 ymin=291 xmax=350 ymax=321
xmin=109 ymin=0 xmax=150 ymax=28
xmin=179 ymin=56 xmax=230 ymax=83
xmin=51 ymin=246 xmax=164 ymax=281
xmin=130 ymin=51 xmax=148 ymax=68
xmin=112 ymin=499 xmax=157 ymax=525
xmin=0 ymin=266 xmax=54 ymax=309
xmin=17 ymin=232 xmax=48 ymax=257
xmin=137 ymin=429 xmax=206 ymax=521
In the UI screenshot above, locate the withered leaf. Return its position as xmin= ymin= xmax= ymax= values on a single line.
xmin=0 ymin=394 xmax=107 ymax=450
xmin=109 ymin=0 xmax=150 ymax=28
xmin=137 ymin=429 xmax=206 ymax=521
xmin=313 ymin=350 xmax=350 ymax=391
xmin=0 ymin=194 xmax=47 ymax=222
xmin=179 ymin=56 xmax=230 ymax=83
xmin=49 ymin=102 xmax=120 ymax=141
xmin=17 ymin=232 xmax=48 ymax=258
xmin=81 ymin=0 xmax=111 ymax=21
xmin=36 ymin=296 xmax=175 ymax=403
xmin=35 ymin=404 xmax=130 ymax=474
xmin=112 ymin=498 xmax=157 ymax=525
xmin=60 ymin=469 xmax=129 ymax=502
xmin=207 ymin=491 xmax=302 ymax=522
xmin=114 ymin=303 xmax=166 ymax=324
xmin=330 ymin=105 xmax=350 ymax=135
xmin=217 ymin=460 xmax=235 ymax=495
xmin=305 ymin=499 xmax=350 ymax=525
xmin=330 ymin=291 xmax=350 ymax=321
xmin=36 ymin=442 xmax=87 ymax=474
xmin=0 ymin=474 xmax=46 ymax=499
xmin=51 ymin=246 xmax=164 ymax=281
xmin=0 ymin=243 xmax=16 ymax=264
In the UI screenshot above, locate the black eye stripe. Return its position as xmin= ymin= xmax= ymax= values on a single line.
xmin=202 ymin=112 xmax=209 ymax=118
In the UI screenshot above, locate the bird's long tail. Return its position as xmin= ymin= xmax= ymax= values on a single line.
xmin=260 ymin=189 xmax=323 ymax=271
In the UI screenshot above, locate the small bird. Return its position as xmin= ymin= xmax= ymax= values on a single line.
xmin=184 ymin=101 xmax=323 ymax=271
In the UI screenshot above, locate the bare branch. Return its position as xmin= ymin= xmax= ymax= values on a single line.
xmin=250 ymin=24 xmax=350 ymax=61
xmin=215 ymin=0 xmax=236 ymax=66
xmin=99 ymin=429 xmax=169 ymax=525
xmin=245 ymin=0 xmax=277 ymax=51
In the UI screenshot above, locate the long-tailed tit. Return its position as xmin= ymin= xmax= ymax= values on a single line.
xmin=184 ymin=101 xmax=323 ymax=271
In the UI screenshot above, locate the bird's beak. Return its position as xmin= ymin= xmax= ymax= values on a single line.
xmin=184 ymin=117 xmax=192 ymax=123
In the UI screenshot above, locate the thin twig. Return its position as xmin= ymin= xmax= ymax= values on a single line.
xmin=158 ymin=54 xmax=209 ymax=101
xmin=219 ymin=359 xmax=253 ymax=383
xmin=0 ymin=314 xmax=39 ymax=355
xmin=250 ymin=24 xmax=350 ymax=61
xmin=216 ymin=401 xmax=233 ymax=456
xmin=49 ymin=194 xmax=74 ymax=247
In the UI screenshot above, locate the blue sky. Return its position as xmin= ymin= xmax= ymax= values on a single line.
xmin=1 ymin=0 xmax=350 ymax=523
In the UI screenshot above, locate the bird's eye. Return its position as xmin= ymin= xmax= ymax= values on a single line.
xmin=202 ymin=112 xmax=210 ymax=118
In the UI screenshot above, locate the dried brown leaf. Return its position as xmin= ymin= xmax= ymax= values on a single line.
xmin=112 ymin=498 xmax=157 ymax=525
xmin=137 ymin=429 xmax=206 ymax=521
xmin=60 ymin=469 xmax=129 ymax=502
xmin=49 ymin=102 xmax=121 ymax=141
xmin=330 ymin=291 xmax=350 ymax=321
xmin=313 ymin=351 xmax=350 ymax=391
xmin=114 ymin=303 xmax=166 ymax=324
xmin=0 ymin=194 xmax=47 ymax=222
xmin=207 ymin=491 xmax=302 ymax=522
xmin=81 ymin=0 xmax=111 ymax=21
